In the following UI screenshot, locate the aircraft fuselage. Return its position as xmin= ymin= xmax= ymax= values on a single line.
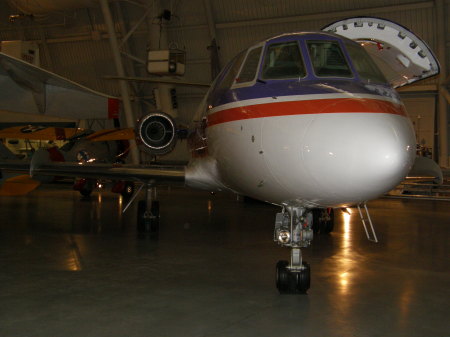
xmin=187 ymin=32 xmax=416 ymax=208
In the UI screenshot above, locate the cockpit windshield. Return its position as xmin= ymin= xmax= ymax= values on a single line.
xmin=307 ymin=40 xmax=352 ymax=78
xmin=261 ymin=42 xmax=306 ymax=80
xmin=345 ymin=43 xmax=388 ymax=84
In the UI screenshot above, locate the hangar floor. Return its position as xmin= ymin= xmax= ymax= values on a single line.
xmin=0 ymin=184 xmax=448 ymax=337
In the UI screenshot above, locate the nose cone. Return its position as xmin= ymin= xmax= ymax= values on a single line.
xmin=302 ymin=113 xmax=416 ymax=204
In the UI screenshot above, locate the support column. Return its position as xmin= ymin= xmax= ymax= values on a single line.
xmin=99 ymin=0 xmax=140 ymax=164
xmin=202 ymin=0 xmax=221 ymax=79
xmin=202 ymin=0 xmax=218 ymax=42
xmin=436 ymin=0 xmax=448 ymax=167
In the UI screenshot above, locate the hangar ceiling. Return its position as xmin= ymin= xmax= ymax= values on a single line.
xmin=0 ymin=0 xmax=448 ymax=164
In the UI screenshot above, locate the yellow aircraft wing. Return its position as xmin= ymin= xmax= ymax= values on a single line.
xmin=0 ymin=126 xmax=135 ymax=142
xmin=0 ymin=174 xmax=41 ymax=196
xmin=0 ymin=126 xmax=82 ymax=141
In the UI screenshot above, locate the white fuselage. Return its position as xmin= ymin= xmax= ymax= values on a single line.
xmin=186 ymin=93 xmax=416 ymax=208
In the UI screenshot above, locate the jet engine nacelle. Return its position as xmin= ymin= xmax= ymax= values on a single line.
xmin=136 ymin=112 xmax=177 ymax=155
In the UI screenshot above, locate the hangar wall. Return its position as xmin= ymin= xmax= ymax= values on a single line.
xmin=0 ymin=0 xmax=448 ymax=165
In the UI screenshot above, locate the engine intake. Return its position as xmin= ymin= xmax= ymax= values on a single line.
xmin=136 ymin=112 xmax=177 ymax=155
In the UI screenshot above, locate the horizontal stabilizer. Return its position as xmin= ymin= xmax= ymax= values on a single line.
xmin=0 ymin=52 xmax=120 ymax=119
xmin=0 ymin=174 xmax=40 ymax=196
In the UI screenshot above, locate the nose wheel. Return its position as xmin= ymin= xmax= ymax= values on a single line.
xmin=274 ymin=207 xmax=314 ymax=294
xmin=276 ymin=260 xmax=310 ymax=294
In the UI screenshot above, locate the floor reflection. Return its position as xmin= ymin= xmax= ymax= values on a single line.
xmin=65 ymin=235 xmax=82 ymax=271
xmin=337 ymin=208 xmax=353 ymax=295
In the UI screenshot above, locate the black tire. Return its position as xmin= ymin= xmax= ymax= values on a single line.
xmin=312 ymin=208 xmax=322 ymax=234
xmin=296 ymin=262 xmax=310 ymax=293
xmin=324 ymin=209 xmax=334 ymax=233
xmin=137 ymin=200 xmax=147 ymax=233
xmin=150 ymin=200 xmax=160 ymax=233
xmin=276 ymin=260 xmax=290 ymax=293
xmin=276 ymin=260 xmax=310 ymax=294
xmin=80 ymin=188 xmax=92 ymax=197
xmin=312 ymin=208 xmax=334 ymax=234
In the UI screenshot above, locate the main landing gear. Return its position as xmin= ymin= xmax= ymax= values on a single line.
xmin=137 ymin=185 xmax=160 ymax=234
xmin=274 ymin=207 xmax=313 ymax=294
xmin=122 ymin=182 xmax=160 ymax=234
xmin=312 ymin=208 xmax=334 ymax=234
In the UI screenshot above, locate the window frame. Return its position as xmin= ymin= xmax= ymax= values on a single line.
xmin=231 ymin=42 xmax=265 ymax=89
xmin=345 ymin=42 xmax=388 ymax=85
xmin=306 ymin=39 xmax=354 ymax=79
xmin=260 ymin=40 xmax=307 ymax=81
xmin=214 ymin=50 xmax=246 ymax=93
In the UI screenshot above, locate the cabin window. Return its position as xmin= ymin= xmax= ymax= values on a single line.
xmin=345 ymin=43 xmax=387 ymax=84
xmin=236 ymin=47 xmax=263 ymax=83
xmin=261 ymin=42 xmax=306 ymax=79
xmin=307 ymin=40 xmax=352 ymax=78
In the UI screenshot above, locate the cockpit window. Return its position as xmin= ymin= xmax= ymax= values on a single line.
xmin=207 ymin=51 xmax=245 ymax=106
xmin=236 ymin=47 xmax=262 ymax=83
xmin=216 ymin=51 xmax=246 ymax=92
xmin=345 ymin=43 xmax=388 ymax=84
xmin=307 ymin=40 xmax=352 ymax=78
xmin=261 ymin=42 xmax=306 ymax=80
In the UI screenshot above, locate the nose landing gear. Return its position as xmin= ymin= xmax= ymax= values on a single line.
xmin=274 ymin=207 xmax=313 ymax=294
xmin=276 ymin=258 xmax=311 ymax=294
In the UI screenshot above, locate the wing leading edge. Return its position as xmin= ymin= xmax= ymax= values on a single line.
xmin=0 ymin=148 xmax=185 ymax=188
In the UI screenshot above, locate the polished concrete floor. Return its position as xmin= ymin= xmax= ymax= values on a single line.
xmin=0 ymin=184 xmax=449 ymax=337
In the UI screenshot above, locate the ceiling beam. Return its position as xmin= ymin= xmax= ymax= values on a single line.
xmin=215 ymin=1 xmax=434 ymax=29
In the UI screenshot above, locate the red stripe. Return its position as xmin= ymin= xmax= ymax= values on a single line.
xmin=207 ymin=98 xmax=406 ymax=127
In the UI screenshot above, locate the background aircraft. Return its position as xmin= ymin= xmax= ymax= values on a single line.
xmin=0 ymin=125 xmax=134 ymax=196
xmin=0 ymin=17 xmax=440 ymax=294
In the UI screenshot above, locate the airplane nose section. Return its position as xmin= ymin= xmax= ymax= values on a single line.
xmin=302 ymin=113 xmax=416 ymax=203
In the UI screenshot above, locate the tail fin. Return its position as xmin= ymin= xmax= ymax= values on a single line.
xmin=0 ymin=141 xmax=17 ymax=160
xmin=0 ymin=141 xmax=41 ymax=195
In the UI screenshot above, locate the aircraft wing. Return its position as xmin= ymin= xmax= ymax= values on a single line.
xmin=86 ymin=128 xmax=135 ymax=141
xmin=0 ymin=174 xmax=41 ymax=196
xmin=323 ymin=17 xmax=440 ymax=88
xmin=0 ymin=149 xmax=185 ymax=185
xmin=0 ymin=125 xmax=135 ymax=142
xmin=0 ymin=52 xmax=120 ymax=119
xmin=0 ymin=125 xmax=83 ymax=141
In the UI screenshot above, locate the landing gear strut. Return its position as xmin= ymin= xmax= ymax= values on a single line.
xmin=121 ymin=182 xmax=160 ymax=234
xmin=274 ymin=207 xmax=313 ymax=294
xmin=137 ymin=185 xmax=160 ymax=233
